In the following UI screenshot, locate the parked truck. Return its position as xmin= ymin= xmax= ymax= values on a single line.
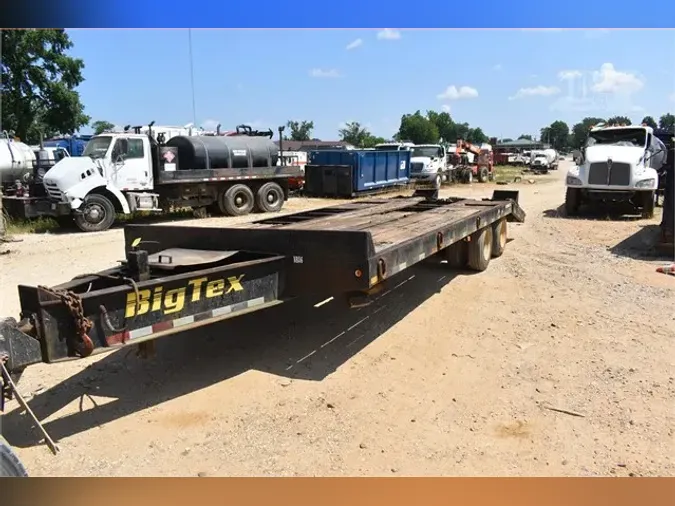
xmin=529 ymin=148 xmax=558 ymax=173
xmin=565 ymin=124 xmax=666 ymax=218
xmin=5 ymin=122 xmax=303 ymax=232
xmin=0 ymin=187 xmax=526 ymax=465
xmin=409 ymin=144 xmax=453 ymax=187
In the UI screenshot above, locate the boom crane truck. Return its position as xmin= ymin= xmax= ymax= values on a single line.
xmin=13 ymin=122 xmax=302 ymax=232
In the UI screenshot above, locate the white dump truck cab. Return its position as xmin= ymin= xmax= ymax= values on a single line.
xmin=43 ymin=132 xmax=156 ymax=231
xmin=565 ymin=124 xmax=665 ymax=218
xmin=409 ymin=144 xmax=449 ymax=187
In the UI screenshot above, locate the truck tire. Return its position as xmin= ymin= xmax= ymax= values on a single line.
xmin=255 ymin=182 xmax=284 ymax=213
xmin=444 ymin=240 xmax=467 ymax=268
xmin=221 ymin=184 xmax=255 ymax=216
xmin=565 ymin=187 xmax=581 ymax=216
xmin=478 ymin=167 xmax=489 ymax=183
xmin=467 ymin=226 xmax=493 ymax=272
xmin=491 ymin=218 xmax=507 ymax=258
xmin=74 ymin=193 xmax=116 ymax=232
xmin=0 ymin=437 xmax=28 ymax=477
xmin=641 ymin=191 xmax=655 ymax=219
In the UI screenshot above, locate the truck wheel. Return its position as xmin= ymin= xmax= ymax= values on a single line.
xmin=641 ymin=191 xmax=655 ymax=219
xmin=467 ymin=226 xmax=493 ymax=272
xmin=222 ymin=184 xmax=255 ymax=216
xmin=564 ymin=187 xmax=581 ymax=216
xmin=74 ymin=194 xmax=116 ymax=232
xmin=256 ymin=182 xmax=284 ymax=213
xmin=0 ymin=437 xmax=28 ymax=477
xmin=491 ymin=218 xmax=507 ymax=258
xmin=434 ymin=173 xmax=442 ymax=189
xmin=444 ymin=241 xmax=467 ymax=268
xmin=478 ymin=167 xmax=489 ymax=183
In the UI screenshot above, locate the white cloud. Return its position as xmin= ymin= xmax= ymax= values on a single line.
xmin=493 ymin=64 xmax=502 ymax=71
xmin=437 ymin=85 xmax=479 ymax=100
xmin=509 ymin=85 xmax=560 ymax=100
xmin=591 ymin=63 xmax=643 ymax=94
xmin=441 ymin=104 xmax=451 ymax=113
xmin=201 ymin=119 xmax=220 ymax=131
xmin=559 ymin=70 xmax=582 ymax=81
xmin=346 ymin=38 xmax=363 ymax=50
xmin=377 ymin=28 xmax=401 ymax=40
xmin=309 ymin=68 xmax=341 ymax=78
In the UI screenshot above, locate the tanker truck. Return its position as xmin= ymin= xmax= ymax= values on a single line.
xmin=21 ymin=122 xmax=302 ymax=232
xmin=0 ymin=133 xmax=36 ymax=191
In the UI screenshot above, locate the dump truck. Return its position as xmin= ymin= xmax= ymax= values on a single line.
xmin=0 ymin=188 xmax=526 ymax=467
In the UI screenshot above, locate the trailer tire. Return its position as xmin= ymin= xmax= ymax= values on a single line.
xmin=444 ymin=241 xmax=468 ymax=268
xmin=0 ymin=437 xmax=28 ymax=477
xmin=565 ymin=187 xmax=581 ymax=216
xmin=221 ymin=184 xmax=255 ymax=216
xmin=467 ymin=226 xmax=493 ymax=272
xmin=491 ymin=218 xmax=507 ymax=258
xmin=641 ymin=191 xmax=655 ymax=219
xmin=256 ymin=182 xmax=284 ymax=213
xmin=478 ymin=167 xmax=489 ymax=183
xmin=74 ymin=193 xmax=116 ymax=232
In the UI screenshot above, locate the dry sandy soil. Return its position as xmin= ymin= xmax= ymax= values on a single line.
xmin=1 ymin=163 xmax=674 ymax=477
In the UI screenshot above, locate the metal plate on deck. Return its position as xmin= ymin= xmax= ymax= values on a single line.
xmin=148 ymin=248 xmax=239 ymax=270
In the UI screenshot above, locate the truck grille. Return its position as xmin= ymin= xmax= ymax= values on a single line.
xmin=588 ymin=162 xmax=631 ymax=186
xmin=44 ymin=182 xmax=65 ymax=201
xmin=410 ymin=162 xmax=424 ymax=173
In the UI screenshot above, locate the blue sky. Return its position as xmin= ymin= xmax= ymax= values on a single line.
xmin=68 ymin=29 xmax=675 ymax=140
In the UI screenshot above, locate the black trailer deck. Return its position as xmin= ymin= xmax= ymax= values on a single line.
xmin=1 ymin=190 xmax=525 ymax=379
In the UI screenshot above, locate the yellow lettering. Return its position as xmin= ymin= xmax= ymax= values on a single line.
xmin=164 ymin=287 xmax=186 ymax=314
xmin=151 ymin=286 xmax=164 ymax=312
xmin=188 ymin=277 xmax=208 ymax=302
xmin=225 ymin=274 xmax=245 ymax=294
xmin=206 ymin=279 xmax=225 ymax=298
xmin=125 ymin=289 xmax=151 ymax=318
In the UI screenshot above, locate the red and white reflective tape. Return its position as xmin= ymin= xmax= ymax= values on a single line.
xmin=106 ymin=296 xmax=267 ymax=346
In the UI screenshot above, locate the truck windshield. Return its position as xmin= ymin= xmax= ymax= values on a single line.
xmin=83 ymin=136 xmax=113 ymax=158
xmin=412 ymin=147 xmax=440 ymax=157
xmin=588 ymin=128 xmax=647 ymax=148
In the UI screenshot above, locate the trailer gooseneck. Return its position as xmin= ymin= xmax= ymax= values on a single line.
xmin=1 ymin=189 xmax=525 ymax=455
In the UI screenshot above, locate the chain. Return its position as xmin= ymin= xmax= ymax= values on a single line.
xmin=37 ymin=286 xmax=94 ymax=358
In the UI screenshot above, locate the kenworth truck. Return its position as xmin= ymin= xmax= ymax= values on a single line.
xmin=10 ymin=123 xmax=302 ymax=232
xmin=565 ymin=124 xmax=666 ymax=218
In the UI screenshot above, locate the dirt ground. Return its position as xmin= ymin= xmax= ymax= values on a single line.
xmin=1 ymin=162 xmax=674 ymax=477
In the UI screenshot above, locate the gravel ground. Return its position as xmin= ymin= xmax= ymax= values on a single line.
xmin=1 ymin=163 xmax=674 ymax=477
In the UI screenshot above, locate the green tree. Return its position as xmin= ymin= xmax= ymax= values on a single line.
xmin=466 ymin=127 xmax=488 ymax=144
xmin=570 ymin=117 xmax=605 ymax=149
xmin=1 ymin=29 xmax=90 ymax=143
xmin=91 ymin=120 xmax=115 ymax=135
xmin=361 ymin=135 xmax=387 ymax=148
xmin=641 ymin=116 xmax=657 ymax=128
xmin=540 ymin=120 xmax=570 ymax=151
xmin=518 ymin=134 xmax=533 ymax=140
xmin=426 ymin=110 xmax=456 ymax=142
xmin=607 ymin=115 xmax=632 ymax=126
xmin=396 ymin=111 xmax=439 ymax=144
xmin=286 ymin=120 xmax=314 ymax=141
xmin=338 ymin=121 xmax=373 ymax=147
xmin=658 ymin=113 xmax=675 ymax=131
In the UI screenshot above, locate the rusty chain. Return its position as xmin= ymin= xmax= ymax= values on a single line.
xmin=37 ymin=286 xmax=94 ymax=358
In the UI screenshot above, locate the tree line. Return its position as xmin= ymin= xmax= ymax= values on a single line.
xmin=3 ymin=30 xmax=674 ymax=152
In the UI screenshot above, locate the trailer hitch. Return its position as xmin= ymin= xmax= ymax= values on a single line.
xmin=37 ymin=286 xmax=94 ymax=358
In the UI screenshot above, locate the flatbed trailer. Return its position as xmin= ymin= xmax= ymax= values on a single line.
xmin=0 ymin=189 xmax=525 ymax=457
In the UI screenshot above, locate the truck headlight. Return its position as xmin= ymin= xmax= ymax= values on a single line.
xmin=635 ymin=178 xmax=655 ymax=188
xmin=566 ymin=176 xmax=582 ymax=186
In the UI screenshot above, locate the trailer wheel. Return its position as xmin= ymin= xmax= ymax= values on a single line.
xmin=256 ymin=182 xmax=284 ymax=213
xmin=478 ymin=167 xmax=489 ymax=183
xmin=467 ymin=226 xmax=493 ymax=272
xmin=74 ymin=193 xmax=116 ymax=232
xmin=221 ymin=184 xmax=255 ymax=216
xmin=0 ymin=437 xmax=28 ymax=477
xmin=641 ymin=191 xmax=655 ymax=219
xmin=491 ymin=218 xmax=507 ymax=258
xmin=444 ymin=241 xmax=468 ymax=268
xmin=564 ymin=187 xmax=581 ymax=216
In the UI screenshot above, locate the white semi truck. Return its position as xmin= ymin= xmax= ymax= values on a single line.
xmin=565 ymin=124 xmax=666 ymax=218
xmin=408 ymin=144 xmax=452 ymax=187
xmin=15 ymin=123 xmax=302 ymax=232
